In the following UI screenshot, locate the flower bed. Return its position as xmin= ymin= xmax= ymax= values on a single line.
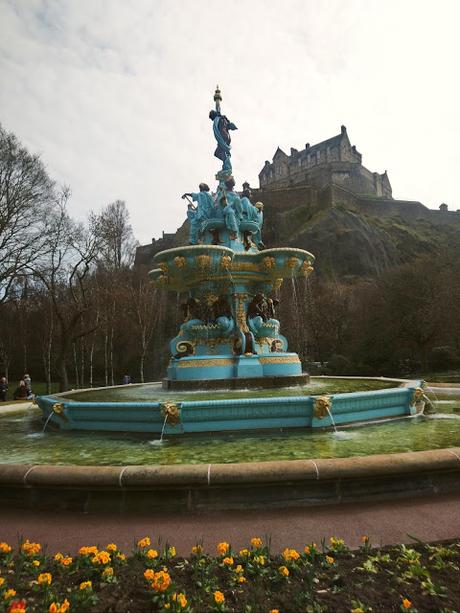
xmin=1 ymin=535 xmax=460 ymax=612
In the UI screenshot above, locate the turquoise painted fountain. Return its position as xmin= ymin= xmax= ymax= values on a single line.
xmin=37 ymin=88 xmax=424 ymax=435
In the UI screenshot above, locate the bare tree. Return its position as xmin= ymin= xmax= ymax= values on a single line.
xmin=0 ymin=124 xmax=54 ymax=302
xmin=92 ymin=200 xmax=138 ymax=270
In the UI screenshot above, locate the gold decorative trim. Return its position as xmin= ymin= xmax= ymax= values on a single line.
xmin=220 ymin=255 xmax=232 ymax=270
xmin=230 ymin=261 xmax=260 ymax=273
xmin=412 ymin=387 xmax=425 ymax=405
xmin=258 ymin=356 xmax=300 ymax=364
xmin=286 ymin=257 xmax=300 ymax=269
xmin=314 ymin=395 xmax=332 ymax=419
xmin=174 ymin=256 xmax=187 ymax=268
xmin=177 ymin=358 xmax=235 ymax=368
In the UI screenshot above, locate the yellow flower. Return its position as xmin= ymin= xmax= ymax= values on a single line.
xmin=223 ymin=556 xmax=234 ymax=566
xmin=351 ymin=608 xmax=364 ymax=613
xmin=235 ymin=565 xmax=243 ymax=573
xmin=254 ymin=555 xmax=266 ymax=565
xmin=175 ymin=593 xmax=187 ymax=608
xmin=4 ymin=589 xmax=17 ymax=599
xmin=116 ymin=552 xmax=126 ymax=561
xmin=0 ymin=578 xmax=4 ymax=587
xmin=106 ymin=543 xmax=117 ymax=552
xmin=102 ymin=567 xmax=113 ymax=578
xmin=79 ymin=581 xmax=92 ymax=590
xmin=217 ymin=542 xmax=230 ymax=556
xmin=144 ymin=569 xmax=155 ymax=581
xmin=330 ymin=536 xmax=344 ymax=547
xmin=278 ymin=565 xmax=289 ymax=577
xmin=152 ymin=570 xmax=171 ymax=592
xmin=0 ymin=542 xmax=12 ymax=554
xmin=325 ymin=555 xmax=334 ymax=565
xmin=191 ymin=544 xmax=203 ymax=555
xmin=282 ymin=548 xmax=300 ymax=562
xmin=304 ymin=545 xmax=310 ymax=554
xmin=402 ymin=599 xmax=412 ymax=609
xmin=54 ymin=553 xmax=63 ymax=561
xmin=239 ymin=548 xmax=250 ymax=557
xmin=38 ymin=573 xmax=52 ymax=586
xmin=78 ymin=546 xmax=98 ymax=556
xmin=251 ymin=537 xmax=263 ymax=548
xmin=137 ymin=537 xmax=151 ymax=548
xmin=168 ymin=546 xmax=176 ymax=557
xmin=269 ymin=610 xmax=280 ymax=613
xmin=33 ymin=560 xmax=40 ymax=567
xmin=60 ymin=557 xmax=72 ymax=567
xmin=214 ymin=590 xmax=225 ymax=604
xmin=21 ymin=540 xmax=41 ymax=556
xmin=238 ymin=575 xmax=247 ymax=583
xmin=146 ymin=549 xmax=158 ymax=559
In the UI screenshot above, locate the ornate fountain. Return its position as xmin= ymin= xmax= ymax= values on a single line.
xmin=36 ymin=89 xmax=422 ymax=435
xmin=149 ymin=87 xmax=315 ymax=389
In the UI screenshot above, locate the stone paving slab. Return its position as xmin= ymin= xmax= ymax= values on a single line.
xmin=1 ymin=493 xmax=459 ymax=555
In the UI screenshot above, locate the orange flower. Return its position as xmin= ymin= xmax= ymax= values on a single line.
xmin=282 ymin=548 xmax=300 ymax=562
xmin=48 ymin=600 xmax=70 ymax=613
xmin=60 ymin=557 xmax=72 ymax=567
xmin=4 ymin=590 xmax=17 ymax=600
xmin=250 ymin=537 xmax=263 ymax=548
xmin=146 ymin=549 xmax=158 ymax=559
xmin=106 ymin=544 xmax=117 ymax=552
xmin=213 ymin=591 xmax=225 ymax=604
xmin=237 ymin=575 xmax=247 ymax=584
xmin=0 ymin=542 xmax=12 ymax=554
xmin=21 ymin=541 xmax=41 ymax=556
xmin=172 ymin=593 xmax=187 ymax=608
xmin=91 ymin=551 xmax=111 ymax=565
xmin=102 ymin=567 xmax=113 ymax=578
xmin=278 ymin=565 xmax=289 ymax=577
xmin=151 ymin=570 xmax=171 ymax=592
xmin=269 ymin=610 xmax=280 ymax=613
xmin=402 ymin=599 xmax=412 ymax=609
xmin=144 ymin=568 xmax=155 ymax=581
xmin=78 ymin=546 xmax=98 ymax=556
xmin=223 ymin=556 xmax=234 ymax=566
xmin=116 ymin=552 xmax=126 ymax=561
xmin=137 ymin=537 xmax=151 ymax=548
xmin=217 ymin=542 xmax=230 ymax=556
xmin=303 ymin=545 xmax=311 ymax=554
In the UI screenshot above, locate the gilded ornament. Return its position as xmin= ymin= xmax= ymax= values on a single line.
xmin=52 ymin=403 xmax=64 ymax=414
xmin=220 ymin=255 xmax=232 ymax=270
xmin=161 ymin=402 xmax=181 ymax=426
xmin=412 ymin=387 xmax=425 ymax=405
xmin=177 ymin=358 xmax=234 ymax=368
xmin=174 ymin=256 xmax=187 ymax=268
xmin=196 ymin=254 xmax=211 ymax=269
xmin=263 ymin=257 xmax=276 ymax=270
xmin=286 ymin=257 xmax=300 ymax=270
xmin=158 ymin=262 xmax=168 ymax=273
xmin=300 ymin=261 xmax=314 ymax=276
xmin=272 ymin=278 xmax=283 ymax=291
xmin=314 ymin=395 xmax=332 ymax=419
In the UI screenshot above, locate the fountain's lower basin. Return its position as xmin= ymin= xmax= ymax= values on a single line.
xmin=36 ymin=377 xmax=422 ymax=435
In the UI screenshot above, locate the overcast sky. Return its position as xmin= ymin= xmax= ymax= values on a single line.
xmin=1 ymin=0 xmax=459 ymax=244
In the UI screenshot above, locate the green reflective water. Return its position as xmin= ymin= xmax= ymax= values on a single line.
xmin=62 ymin=378 xmax=395 ymax=403
xmin=1 ymin=397 xmax=459 ymax=466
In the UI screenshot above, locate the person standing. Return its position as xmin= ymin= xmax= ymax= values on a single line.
xmin=23 ymin=373 xmax=33 ymax=399
xmin=0 ymin=377 xmax=8 ymax=402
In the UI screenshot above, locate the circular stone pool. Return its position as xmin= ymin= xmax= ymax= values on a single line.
xmin=2 ymin=385 xmax=460 ymax=466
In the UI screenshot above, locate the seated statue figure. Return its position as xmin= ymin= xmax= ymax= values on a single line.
xmin=182 ymin=183 xmax=215 ymax=244
xmin=246 ymin=293 xmax=280 ymax=338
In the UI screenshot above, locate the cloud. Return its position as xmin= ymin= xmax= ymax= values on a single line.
xmin=1 ymin=0 xmax=460 ymax=246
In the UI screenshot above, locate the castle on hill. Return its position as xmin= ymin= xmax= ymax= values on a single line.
xmin=258 ymin=125 xmax=392 ymax=198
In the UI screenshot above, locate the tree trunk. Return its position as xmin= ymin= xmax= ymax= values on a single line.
xmin=109 ymin=326 xmax=114 ymax=387
xmin=89 ymin=339 xmax=94 ymax=388
xmin=104 ymin=328 xmax=108 ymax=386
xmin=73 ymin=343 xmax=79 ymax=388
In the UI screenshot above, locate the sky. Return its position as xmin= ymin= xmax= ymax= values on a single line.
xmin=1 ymin=0 xmax=460 ymax=245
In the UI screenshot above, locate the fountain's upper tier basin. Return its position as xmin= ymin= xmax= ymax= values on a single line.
xmin=148 ymin=245 xmax=315 ymax=293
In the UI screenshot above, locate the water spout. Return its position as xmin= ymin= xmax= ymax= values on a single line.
xmin=42 ymin=411 xmax=55 ymax=433
xmin=325 ymin=406 xmax=338 ymax=433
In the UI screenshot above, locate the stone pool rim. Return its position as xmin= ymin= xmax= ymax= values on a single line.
xmin=2 ymin=376 xmax=459 ymax=512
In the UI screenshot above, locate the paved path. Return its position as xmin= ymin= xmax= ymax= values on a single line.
xmin=1 ymin=493 xmax=460 ymax=554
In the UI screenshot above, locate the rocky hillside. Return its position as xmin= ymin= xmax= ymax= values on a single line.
xmin=137 ymin=187 xmax=460 ymax=279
